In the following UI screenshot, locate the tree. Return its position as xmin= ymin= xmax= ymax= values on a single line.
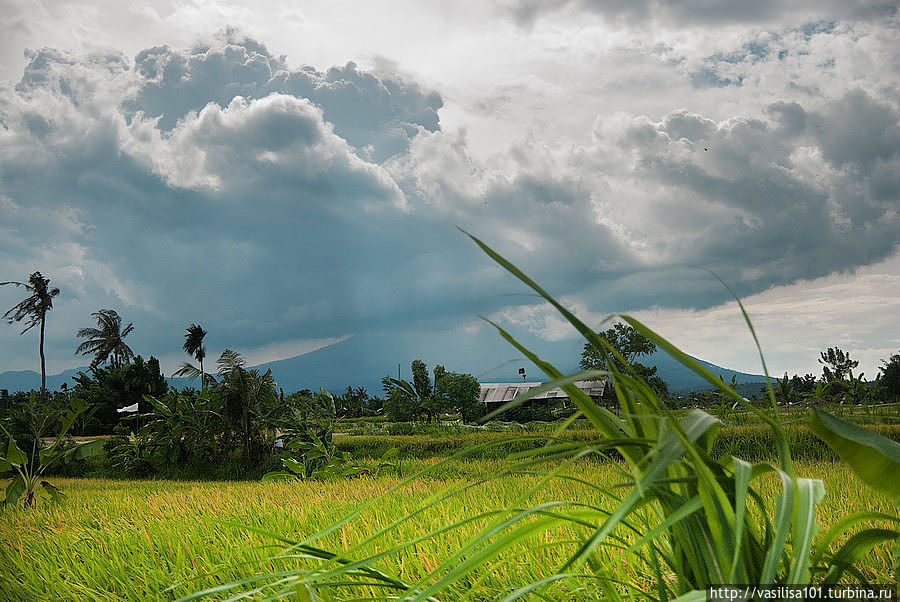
xmin=336 ymin=386 xmax=368 ymax=419
xmin=818 ymin=347 xmax=858 ymax=382
xmin=790 ymin=374 xmax=818 ymax=395
xmin=384 ymin=360 xmax=448 ymax=422
xmin=1 ymin=272 xmax=60 ymax=392
xmin=580 ymin=322 xmax=656 ymax=374
xmin=879 ymin=352 xmax=900 ymax=399
xmin=71 ymin=355 xmax=168 ymax=432
xmin=580 ymin=322 xmax=667 ymax=396
xmin=75 ymin=309 xmax=135 ymax=369
xmin=383 ymin=361 xmax=481 ymax=422
xmin=121 ymin=356 xmax=168 ymax=414
xmin=173 ymin=324 xmax=213 ymax=389
xmin=633 ymin=363 xmax=669 ymax=398
xmin=217 ymin=349 xmax=278 ymax=464
xmin=435 ymin=371 xmax=482 ymax=423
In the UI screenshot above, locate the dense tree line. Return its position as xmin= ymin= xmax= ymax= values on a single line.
xmin=381 ymin=360 xmax=483 ymax=423
xmin=3 ymin=268 xmax=900 ymax=483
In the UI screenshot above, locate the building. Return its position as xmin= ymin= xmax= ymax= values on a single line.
xmin=478 ymin=380 xmax=607 ymax=412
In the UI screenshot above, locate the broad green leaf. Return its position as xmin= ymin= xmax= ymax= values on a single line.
xmin=39 ymin=446 xmax=56 ymax=464
xmin=283 ymin=458 xmax=305 ymax=476
xmin=760 ymin=469 xmax=794 ymax=584
xmin=727 ymin=457 xmax=753 ymax=583
xmin=74 ymin=439 xmax=105 ymax=460
xmin=63 ymin=445 xmax=78 ymax=464
xmin=260 ymin=471 xmax=295 ymax=483
xmin=40 ymin=480 xmax=64 ymax=504
xmin=70 ymin=395 xmax=87 ymax=413
xmin=4 ymin=475 xmax=26 ymax=506
xmin=812 ymin=511 xmax=900 ymax=569
xmin=4 ymin=435 xmax=27 ymax=467
xmin=809 ymin=409 xmax=900 ymax=502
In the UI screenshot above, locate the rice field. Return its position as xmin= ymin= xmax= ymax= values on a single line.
xmin=0 ymin=458 xmax=895 ymax=601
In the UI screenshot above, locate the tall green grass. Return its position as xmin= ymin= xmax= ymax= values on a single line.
xmin=181 ymin=234 xmax=899 ymax=600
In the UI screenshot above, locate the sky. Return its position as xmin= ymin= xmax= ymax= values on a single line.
xmin=0 ymin=0 xmax=898 ymax=383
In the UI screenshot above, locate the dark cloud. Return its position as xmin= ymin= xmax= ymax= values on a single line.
xmin=0 ymin=37 xmax=622 ymax=374
xmin=506 ymin=0 xmax=896 ymax=28
xmin=809 ymin=89 xmax=900 ymax=174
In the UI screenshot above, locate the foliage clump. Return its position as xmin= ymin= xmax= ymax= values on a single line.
xmin=382 ymin=360 xmax=482 ymax=423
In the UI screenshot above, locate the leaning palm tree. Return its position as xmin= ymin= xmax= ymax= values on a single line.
xmin=173 ymin=323 xmax=212 ymax=390
xmin=75 ymin=309 xmax=135 ymax=369
xmin=1 ymin=271 xmax=60 ymax=392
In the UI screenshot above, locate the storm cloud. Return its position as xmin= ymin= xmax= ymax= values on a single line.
xmin=0 ymin=12 xmax=897 ymax=379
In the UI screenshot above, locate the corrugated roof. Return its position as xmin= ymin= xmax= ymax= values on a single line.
xmin=478 ymin=380 xmax=605 ymax=403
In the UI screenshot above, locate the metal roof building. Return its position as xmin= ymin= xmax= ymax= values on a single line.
xmin=479 ymin=380 xmax=607 ymax=408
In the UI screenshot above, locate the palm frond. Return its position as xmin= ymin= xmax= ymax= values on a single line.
xmin=217 ymin=349 xmax=246 ymax=377
xmin=173 ymin=362 xmax=202 ymax=381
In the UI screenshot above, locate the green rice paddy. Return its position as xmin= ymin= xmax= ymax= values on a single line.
xmin=0 ymin=458 xmax=894 ymax=601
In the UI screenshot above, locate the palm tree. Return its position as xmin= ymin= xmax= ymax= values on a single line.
xmin=173 ymin=323 xmax=211 ymax=390
xmin=217 ymin=349 xmax=277 ymax=463
xmin=75 ymin=309 xmax=135 ymax=369
xmin=1 ymin=272 xmax=60 ymax=392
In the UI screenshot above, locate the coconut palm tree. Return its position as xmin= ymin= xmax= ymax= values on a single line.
xmin=216 ymin=349 xmax=277 ymax=463
xmin=75 ymin=309 xmax=135 ymax=369
xmin=173 ymin=323 xmax=212 ymax=390
xmin=1 ymin=271 xmax=60 ymax=392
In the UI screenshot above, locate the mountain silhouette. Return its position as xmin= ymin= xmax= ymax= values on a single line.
xmin=1 ymin=333 xmax=766 ymax=396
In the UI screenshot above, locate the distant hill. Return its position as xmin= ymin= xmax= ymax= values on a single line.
xmin=0 ymin=367 xmax=194 ymax=393
xmin=0 ymin=367 xmax=86 ymax=393
xmin=1 ymin=333 xmax=766 ymax=396
xmin=253 ymin=334 xmax=767 ymax=396
xmin=647 ymin=352 xmax=767 ymax=394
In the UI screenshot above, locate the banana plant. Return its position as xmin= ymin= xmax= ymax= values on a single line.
xmin=808 ymin=408 xmax=900 ymax=585
xmin=262 ymin=441 xmax=400 ymax=482
xmin=1 ymin=392 xmax=104 ymax=508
